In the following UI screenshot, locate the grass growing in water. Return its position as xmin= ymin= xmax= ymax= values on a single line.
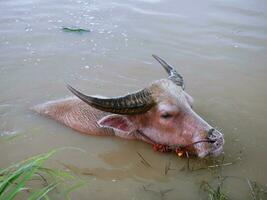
xmin=0 ymin=150 xmax=85 ymax=200
xmin=200 ymin=176 xmax=267 ymax=200
xmin=246 ymin=178 xmax=267 ymax=200
xmin=200 ymin=176 xmax=228 ymax=200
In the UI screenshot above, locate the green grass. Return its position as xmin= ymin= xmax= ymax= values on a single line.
xmin=200 ymin=179 xmax=228 ymax=200
xmin=200 ymin=176 xmax=267 ymax=200
xmin=0 ymin=150 xmax=85 ymax=200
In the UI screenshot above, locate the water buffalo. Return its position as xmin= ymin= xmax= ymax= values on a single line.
xmin=33 ymin=55 xmax=224 ymax=158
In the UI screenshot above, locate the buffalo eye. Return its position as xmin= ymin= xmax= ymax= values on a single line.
xmin=160 ymin=112 xmax=173 ymax=119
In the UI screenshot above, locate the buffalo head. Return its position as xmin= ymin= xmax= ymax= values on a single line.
xmin=67 ymin=55 xmax=224 ymax=158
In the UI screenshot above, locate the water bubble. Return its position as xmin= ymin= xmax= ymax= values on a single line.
xmin=25 ymin=27 xmax=33 ymax=32
xmin=121 ymin=33 xmax=127 ymax=37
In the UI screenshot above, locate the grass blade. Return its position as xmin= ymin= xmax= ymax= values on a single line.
xmin=28 ymin=182 xmax=58 ymax=200
xmin=0 ymin=149 xmax=84 ymax=200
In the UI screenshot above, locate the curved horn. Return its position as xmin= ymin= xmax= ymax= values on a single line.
xmin=152 ymin=54 xmax=185 ymax=90
xmin=67 ymin=85 xmax=155 ymax=115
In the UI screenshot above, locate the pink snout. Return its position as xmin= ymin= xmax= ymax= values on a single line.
xmin=194 ymin=128 xmax=224 ymax=158
xmin=207 ymin=128 xmax=225 ymax=157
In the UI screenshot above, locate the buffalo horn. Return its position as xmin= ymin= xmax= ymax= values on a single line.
xmin=67 ymin=84 xmax=155 ymax=115
xmin=152 ymin=54 xmax=185 ymax=90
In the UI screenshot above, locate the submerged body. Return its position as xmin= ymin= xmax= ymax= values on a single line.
xmin=34 ymin=97 xmax=139 ymax=139
xmin=33 ymin=55 xmax=224 ymax=158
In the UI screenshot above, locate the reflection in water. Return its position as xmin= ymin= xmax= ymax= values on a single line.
xmin=0 ymin=0 xmax=267 ymax=199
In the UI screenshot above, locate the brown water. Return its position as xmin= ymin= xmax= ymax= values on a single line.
xmin=1 ymin=0 xmax=267 ymax=199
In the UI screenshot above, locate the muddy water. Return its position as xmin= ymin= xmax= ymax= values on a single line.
xmin=0 ymin=0 xmax=267 ymax=199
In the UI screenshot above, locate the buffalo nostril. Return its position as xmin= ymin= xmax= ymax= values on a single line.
xmin=207 ymin=128 xmax=215 ymax=136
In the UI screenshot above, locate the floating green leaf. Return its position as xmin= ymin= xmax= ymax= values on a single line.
xmin=62 ymin=27 xmax=90 ymax=33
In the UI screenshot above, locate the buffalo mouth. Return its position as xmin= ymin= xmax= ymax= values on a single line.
xmin=173 ymin=138 xmax=223 ymax=158
xmin=137 ymin=130 xmax=224 ymax=158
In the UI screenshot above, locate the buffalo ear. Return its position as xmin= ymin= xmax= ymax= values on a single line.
xmin=97 ymin=114 xmax=136 ymax=134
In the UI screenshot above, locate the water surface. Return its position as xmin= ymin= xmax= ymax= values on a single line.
xmin=0 ymin=0 xmax=267 ymax=199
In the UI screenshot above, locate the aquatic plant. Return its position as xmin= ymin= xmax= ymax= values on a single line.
xmin=0 ymin=150 xmax=85 ymax=200
xmin=246 ymin=178 xmax=267 ymax=200
xmin=200 ymin=176 xmax=267 ymax=200
xmin=200 ymin=177 xmax=228 ymax=200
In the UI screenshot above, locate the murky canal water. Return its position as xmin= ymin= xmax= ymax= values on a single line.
xmin=0 ymin=0 xmax=267 ymax=199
